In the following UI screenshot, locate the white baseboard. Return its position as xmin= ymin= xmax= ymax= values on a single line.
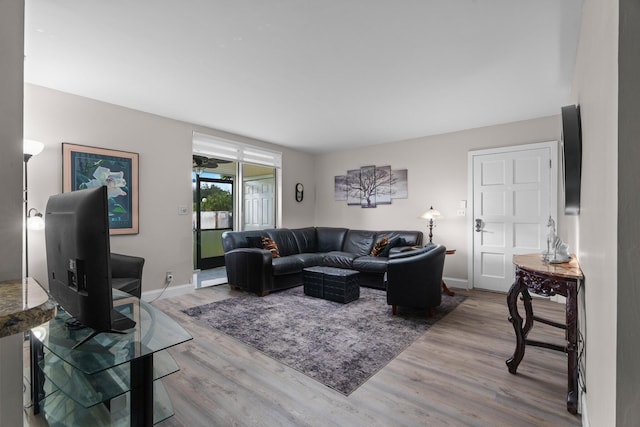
xmin=442 ymin=277 xmax=469 ymax=290
xmin=581 ymin=392 xmax=589 ymax=426
xmin=196 ymin=277 xmax=227 ymax=289
xmin=141 ymin=283 xmax=194 ymax=302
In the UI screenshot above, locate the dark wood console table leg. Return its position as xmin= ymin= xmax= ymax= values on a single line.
xmin=505 ymin=272 xmax=533 ymax=374
xmin=565 ymin=283 xmax=579 ymax=414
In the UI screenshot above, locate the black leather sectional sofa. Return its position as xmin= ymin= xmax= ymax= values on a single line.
xmin=221 ymin=227 xmax=425 ymax=296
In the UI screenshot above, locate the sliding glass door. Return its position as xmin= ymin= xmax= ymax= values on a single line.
xmin=193 ymin=132 xmax=282 ymax=270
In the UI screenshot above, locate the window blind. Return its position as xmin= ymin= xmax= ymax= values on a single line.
xmin=193 ymin=132 xmax=282 ymax=168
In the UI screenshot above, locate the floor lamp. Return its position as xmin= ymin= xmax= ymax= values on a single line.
xmin=24 ymin=140 xmax=44 ymax=278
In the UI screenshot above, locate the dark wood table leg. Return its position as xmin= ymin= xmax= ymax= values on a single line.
xmin=566 ymin=282 xmax=579 ymax=414
xmin=506 ymin=270 xmax=533 ymax=374
xmin=441 ymin=280 xmax=455 ymax=296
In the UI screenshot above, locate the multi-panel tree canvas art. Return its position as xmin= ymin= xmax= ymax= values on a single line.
xmin=334 ymin=165 xmax=407 ymax=208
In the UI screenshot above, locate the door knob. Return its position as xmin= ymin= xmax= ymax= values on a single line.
xmin=475 ymin=219 xmax=483 ymax=232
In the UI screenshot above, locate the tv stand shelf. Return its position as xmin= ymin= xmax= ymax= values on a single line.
xmin=30 ymin=290 xmax=192 ymax=426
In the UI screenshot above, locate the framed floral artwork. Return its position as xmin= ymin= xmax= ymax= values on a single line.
xmin=62 ymin=143 xmax=139 ymax=235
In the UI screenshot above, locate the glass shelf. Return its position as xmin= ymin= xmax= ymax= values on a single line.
xmin=23 ymin=373 xmax=59 ymax=409
xmin=39 ymin=380 xmax=174 ymax=426
xmin=30 ymin=290 xmax=191 ymax=425
xmin=39 ymin=349 xmax=179 ymax=408
xmin=35 ymin=291 xmax=192 ymax=375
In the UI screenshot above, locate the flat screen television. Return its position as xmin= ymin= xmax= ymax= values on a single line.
xmin=45 ymin=186 xmax=135 ymax=349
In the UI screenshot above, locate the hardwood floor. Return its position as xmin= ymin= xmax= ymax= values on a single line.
xmin=25 ymin=286 xmax=582 ymax=427
xmin=158 ymin=286 xmax=580 ymax=427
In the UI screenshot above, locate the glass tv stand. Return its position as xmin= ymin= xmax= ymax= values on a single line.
xmin=30 ymin=290 xmax=192 ymax=426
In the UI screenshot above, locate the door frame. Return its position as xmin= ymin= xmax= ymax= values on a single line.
xmin=467 ymin=141 xmax=558 ymax=290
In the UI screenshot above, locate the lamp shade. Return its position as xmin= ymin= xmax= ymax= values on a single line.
xmin=27 ymin=215 xmax=45 ymax=231
xmin=23 ymin=139 xmax=44 ymax=157
xmin=27 ymin=209 xmax=45 ymax=230
xmin=420 ymin=206 xmax=441 ymax=220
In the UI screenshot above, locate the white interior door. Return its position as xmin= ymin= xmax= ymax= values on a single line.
xmin=470 ymin=142 xmax=557 ymax=292
xmin=243 ymin=177 xmax=275 ymax=230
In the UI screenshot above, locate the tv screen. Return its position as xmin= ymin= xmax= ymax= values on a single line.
xmin=45 ymin=186 xmax=135 ymax=348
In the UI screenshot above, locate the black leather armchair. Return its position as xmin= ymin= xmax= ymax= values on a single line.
xmin=110 ymin=253 xmax=145 ymax=298
xmin=386 ymin=245 xmax=446 ymax=316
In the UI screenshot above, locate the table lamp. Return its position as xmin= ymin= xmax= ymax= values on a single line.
xmin=420 ymin=206 xmax=441 ymax=243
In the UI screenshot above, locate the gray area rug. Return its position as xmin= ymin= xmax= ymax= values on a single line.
xmin=183 ymin=286 xmax=465 ymax=395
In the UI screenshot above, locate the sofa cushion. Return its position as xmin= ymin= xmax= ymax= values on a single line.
xmin=292 ymin=227 xmax=318 ymax=253
xmin=323 ymin=251 xmax=358 ymax=269
xmin=293 ymin=252 xmax=325 ymax=268
xmin=266 ymin=229 xmax=299 ymax=257
xmin=352 ymin=256 xmax=389 ymax=274
xmin=343 ymin=230 xmax=377 ymax=256
xmin=271 ymin=256 xmax=303 ymax=275
xmin=316 ymin=227 xmax=348 ymax=252
xmin=262 ymin=237 xmax=280 ymax=258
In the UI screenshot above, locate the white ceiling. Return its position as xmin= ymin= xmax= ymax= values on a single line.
xmin=24 ymin=0 xmax=583 ymax=154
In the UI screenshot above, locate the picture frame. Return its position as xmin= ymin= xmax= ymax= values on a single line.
xmin=63 ymin=143 xmax=139 ymax=235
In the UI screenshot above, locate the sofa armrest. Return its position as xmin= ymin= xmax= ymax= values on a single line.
xmin=224 ymin=248 xmax=274 ymax=294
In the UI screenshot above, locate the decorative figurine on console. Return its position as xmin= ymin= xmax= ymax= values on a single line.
xmin=542 ymin=216 xmax=571 ymax=263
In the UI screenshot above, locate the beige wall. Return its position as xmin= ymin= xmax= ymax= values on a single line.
xmin=616 ymin=0 xmax=639 ymax=424
xmin=565 ymin=0 xmax=619 ymax=425
xmin=314 ymin=116 xmax=561 ymax=284
xmin=24 ymin=84 xmax=316 ymax=294
xmin=0 ymin=1 xmax=26 ymax=425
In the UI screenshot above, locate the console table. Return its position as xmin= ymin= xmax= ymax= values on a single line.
xmin=505 ymin=253 xmax=583 ymax=414
xmin=30 ymin=290 xmax=192 ymax=426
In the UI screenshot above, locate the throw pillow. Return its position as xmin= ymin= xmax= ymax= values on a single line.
xmin=370 ymin=237 xmax=389 ymax=257
xmin=262 ymin=237 xmax=280 ymax=258
xmin=246 ymin=236 xmax=263 ymax=248
xmin=378 ymin=236 xmax=401 ymax=257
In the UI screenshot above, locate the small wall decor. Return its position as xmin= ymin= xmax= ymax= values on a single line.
xmin=334 ymin=165 xmax=407 ymax=208
xmin=295 ymin=183 xmax=304 ymax=202
xmin=63 ymin=143 xmax=139 ymax=235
